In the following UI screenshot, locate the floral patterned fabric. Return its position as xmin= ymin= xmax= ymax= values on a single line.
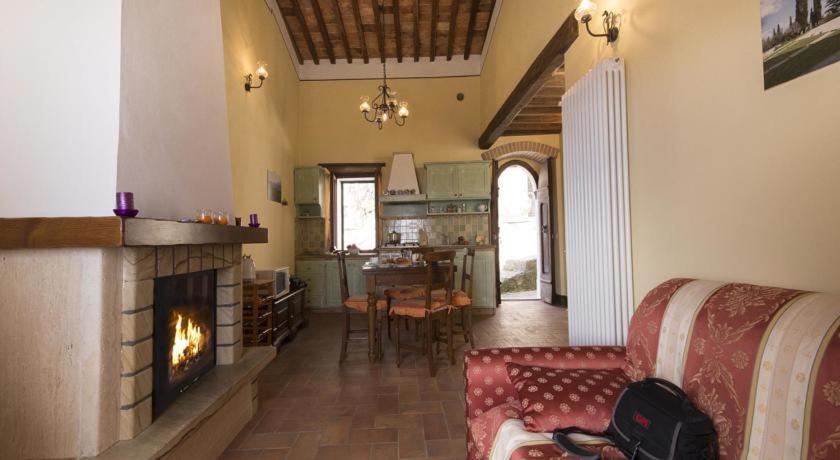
xmin=681 ymin=283 xmax=803 ymax=458
xmin=470 ymin=401 xmax=523 ymax=459
xmin=466 ymin=280 xmax=840 ymax=460
xmin=506 ymin=364 xmax=629 ymax=433
xmin=509 ymin=442 xmax=626 ymax=459
xmin=343 ymin=295 xmax=388 ymax=312
xmin=807 ymin=326 xmax=840 ymax=460
xmin=622 ymin=278 xmax=694 ymax=381
xmin=465 ymin=346 xmax=626 ymax=460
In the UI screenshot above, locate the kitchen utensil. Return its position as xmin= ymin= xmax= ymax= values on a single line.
xmin=387 ymin=231 xmax=401 ymax=244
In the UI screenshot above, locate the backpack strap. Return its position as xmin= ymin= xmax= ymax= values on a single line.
xmin=552 ymin=427 xmax=612 ymax=460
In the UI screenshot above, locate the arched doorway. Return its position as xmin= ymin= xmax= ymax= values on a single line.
xmin=482 ymin=141 xmax=562 ymax=306
xmin=498 ymin=161 xmax=540 ymax=300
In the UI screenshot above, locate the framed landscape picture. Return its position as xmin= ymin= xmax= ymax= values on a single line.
xmin=761 ymin=0 xmax=840 ymax=88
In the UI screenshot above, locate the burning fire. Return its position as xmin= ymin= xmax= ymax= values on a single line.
xmin=170 ymin=314 xmax=206 ymax=376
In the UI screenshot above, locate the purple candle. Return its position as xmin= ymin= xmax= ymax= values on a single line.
xmin=249 ymin=213 xmax=259 ymax=224
xmin=116 ymin=192 xmax=134 ymax=210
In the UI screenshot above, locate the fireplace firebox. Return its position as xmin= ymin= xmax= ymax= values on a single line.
xmin=153 ymin=270 xmax=216 ymax=417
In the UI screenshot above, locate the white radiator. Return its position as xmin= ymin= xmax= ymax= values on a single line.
xmin=562 ymin=58 xmax=633 ymax=346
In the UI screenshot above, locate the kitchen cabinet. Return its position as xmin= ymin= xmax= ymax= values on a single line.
xmin=294 ymin=167 xmax=326 ymax=217
xmin=451 ymin=248 xmax=497 ymax=308
xmin=425 ymin=162 xmax=491 ymax=200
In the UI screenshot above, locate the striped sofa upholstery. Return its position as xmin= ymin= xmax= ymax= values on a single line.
xmin=464 ymin=279 xmax=840 ymax=459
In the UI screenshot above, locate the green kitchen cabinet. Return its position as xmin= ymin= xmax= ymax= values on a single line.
xmin=296 ymin=260 xmax=325 ymax=308
xmin=324 ymin=262 xmax=342 ymax=307
xmin=346 ymin=260 xmax=367 ymax=297
xmin=295 ymin=257 xmax=366 ymax=309
xmin=471 ymin=250 xmax=497 ymax=308
xmin=294 ymin=167 xmax=326 ymax=217
xmin=425 ymin=161 xmax=491 ymax=200
xmin=452 ymin=248 xmax=496 ymax=307
xmin=425 ymin=164 xmax=457 ymax=199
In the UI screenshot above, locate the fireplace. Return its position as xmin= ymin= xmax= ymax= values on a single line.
xmin=153 ymin=270 xmax=217 ymax=417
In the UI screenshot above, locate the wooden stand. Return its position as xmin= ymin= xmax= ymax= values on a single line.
xmin=243 ymin=281 xmax=308 ymax=349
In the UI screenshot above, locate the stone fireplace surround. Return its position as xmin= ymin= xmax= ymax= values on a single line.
xmin=0 ymin=217 xmax=274 ymax=459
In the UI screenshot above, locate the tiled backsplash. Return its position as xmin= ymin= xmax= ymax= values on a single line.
xmin=295 ymin=214 xmax=490 ymax=254
xmin=295 ymin=218 xmax=326 ymax=254
xmin=384 ymin=214 xmax=489 ymax=246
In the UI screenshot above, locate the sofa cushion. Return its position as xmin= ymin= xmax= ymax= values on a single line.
xmin=469 ymin=401 xmax=522 ymax=459
xmin=506 ymin=363 xmax=629 ymax=433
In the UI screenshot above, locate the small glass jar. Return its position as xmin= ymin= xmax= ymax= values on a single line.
xmin=196 ymin=209 xmax=212 ymax=224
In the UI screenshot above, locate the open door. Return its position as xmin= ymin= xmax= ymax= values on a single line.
xmin=537 ymin=160 xmax=555 ymax=304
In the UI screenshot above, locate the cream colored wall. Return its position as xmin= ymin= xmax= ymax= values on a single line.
xmin=220 ymin=0 xmax=300 ymax=270
xmin=299 ymin=77 xmax=484 ymax=179
xmin=559 ymin=0 xmax=840 ymax=299
xmin=0 ymin=1 xmax=122 ymax=217
xmin=118 ymin=0 xmax=234 ymax=220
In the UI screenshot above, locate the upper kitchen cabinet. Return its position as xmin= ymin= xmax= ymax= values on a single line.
xmin=294 ymin=167 xmax=326 ymax=217
xmin=425 ymin=161 xmax=491 ymax=200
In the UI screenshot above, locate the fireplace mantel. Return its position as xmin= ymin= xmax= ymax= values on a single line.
xmin=0 ymin=217 xmax=268 ymax=249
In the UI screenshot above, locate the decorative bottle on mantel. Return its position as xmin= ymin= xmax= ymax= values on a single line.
xmin=242 ymin=255 xmax=256 ymax=280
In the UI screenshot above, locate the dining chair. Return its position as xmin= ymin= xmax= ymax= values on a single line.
xmin=384 ymin=246 xmax=435 ymax=337
xmin=432 ymin=248 xmax=476 ymax=348
xmin=390 ymin=250 xmax=456 ymax=376
xmin=336 ymin=250 xmax=389 ymax=363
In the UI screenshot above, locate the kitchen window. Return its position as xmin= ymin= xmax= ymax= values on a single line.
xmin=335 ymin=178 xmax=377 ymax=251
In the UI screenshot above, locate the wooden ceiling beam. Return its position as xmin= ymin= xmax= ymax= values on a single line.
xmin=311 ymin=0 xmax=336 ymax=64
xmin=291 ymin=0 xmax=320 ymax=64
xmin=478 ymin=12 xmax=578 ymax=149
xmin=413 ymin=0 xmax=421 ymax=61
xmin=430 ymin=0 xmax=439 ymax=61
xmin=279 ymin=6 xmax=305 ymax=64
xmin=446 ymin=0 xmax=461 ymax=60
xmin=503 ymin=127 xmax=563 ymax=136
xmin=372 ymin=0 xmax=387 ymax=63
xmin=518 ymin=106 xmax=563 ymax=115
xmin=331 ymin=0 xmax=353 ymax=62
xmin=463 ymin=0 xmax=480 ymax=60
xmin=393 ymin=0 xmax=403 ymax=62
xmin=351 ymin=0 xmax=370 ymax=63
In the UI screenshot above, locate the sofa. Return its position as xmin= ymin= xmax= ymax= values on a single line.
xmin=464 ymin=279 xmax=840 ymax=459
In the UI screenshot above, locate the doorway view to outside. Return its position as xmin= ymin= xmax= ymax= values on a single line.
xmin=335 ymin=178 xmax=376 ymax=250
xmin=498 ymin=165 xmax=540 ymax=300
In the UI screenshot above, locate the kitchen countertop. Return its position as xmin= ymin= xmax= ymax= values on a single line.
xmin=295 ymin=245 xmax=496 ymax=260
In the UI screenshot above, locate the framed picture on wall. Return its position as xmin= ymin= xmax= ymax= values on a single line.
xmin=267 ymin=170 xmax=283 ymax=204
xmin=760 ymin=0 xmax=840 ymax=89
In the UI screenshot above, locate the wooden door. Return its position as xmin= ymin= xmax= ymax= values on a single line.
xmin=425 ymin=164 xmax=456 ymax=199
xmin=456 ymin=162 xmax=491 ymax=198
xmin=537 ymin=161 xmax=555 ymax=304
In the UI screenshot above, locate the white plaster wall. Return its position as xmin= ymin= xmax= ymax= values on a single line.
xmin=0 ymin=1 xmax=122 ymax=217
xmin=117 ymin=0 xmax=234 ymax=220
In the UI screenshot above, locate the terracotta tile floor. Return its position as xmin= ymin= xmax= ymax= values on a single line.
xmin=223 ymin=301 xmax=568 ymax=460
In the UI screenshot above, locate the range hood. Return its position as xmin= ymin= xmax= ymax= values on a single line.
xmin=386 ymin=152 xmax=421 ymax=194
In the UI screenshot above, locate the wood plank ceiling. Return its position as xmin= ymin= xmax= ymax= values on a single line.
xmin=276 ymin=0 xmax=497 ymax=64
xmin=503 ymin=69 xmax=565 ymax=137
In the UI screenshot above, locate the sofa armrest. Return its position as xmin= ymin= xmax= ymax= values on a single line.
xmin=463 ymin=346 xmax=626 ymax=420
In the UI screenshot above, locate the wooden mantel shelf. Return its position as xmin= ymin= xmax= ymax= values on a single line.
xmin=0 ymin=217 xmax=268 ymax=249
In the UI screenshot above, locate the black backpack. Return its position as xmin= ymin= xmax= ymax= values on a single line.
xmin=552 ymin=378 xmax=718 ymax=460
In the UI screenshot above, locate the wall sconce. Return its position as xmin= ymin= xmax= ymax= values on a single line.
xmin=244 ymin=62 xmax=268 ymax=92
xmin=575 ymin=1 xmax=619 ymax=43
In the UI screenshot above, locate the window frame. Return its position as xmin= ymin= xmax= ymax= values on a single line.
xmin=335 ymin=177 xmax=377 ymax=251
xmin=318 ymin=163 xmax=385 ymax=252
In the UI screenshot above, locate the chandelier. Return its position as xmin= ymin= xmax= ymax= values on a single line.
xmin=359 ymin=2 xmax=409 ymax=129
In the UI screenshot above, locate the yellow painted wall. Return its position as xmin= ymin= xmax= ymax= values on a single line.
xmin=558 ymin=0 xmax=840 ymax=299
xmin=299 ymin=77 xmax=484 ymax=178
xmin=480 ymin=1 xmax=574 ymax=129
xmin=220 ymin=0 xmax=300 ymax=270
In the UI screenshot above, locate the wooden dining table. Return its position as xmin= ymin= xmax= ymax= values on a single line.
xmin=361 ymin=262 xmax=456 ymax=362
